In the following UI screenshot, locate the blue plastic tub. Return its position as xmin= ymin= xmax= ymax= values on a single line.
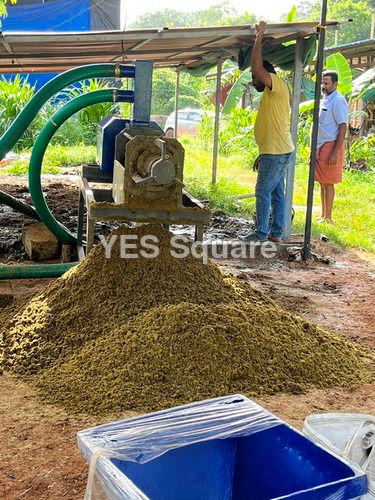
xmin=78 ymin=395 xmax=368 ymax=499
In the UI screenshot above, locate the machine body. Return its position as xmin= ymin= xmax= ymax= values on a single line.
xmin=77 ymin=60 xmax=210 ymax=256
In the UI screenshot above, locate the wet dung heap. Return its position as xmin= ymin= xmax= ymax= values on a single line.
xmin=1 ymin=225 xmax=373 ymax=415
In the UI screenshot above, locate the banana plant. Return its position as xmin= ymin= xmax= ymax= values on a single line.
xmin=325 ymin=53 xmax=352 ymax=97
xmin=222 ymin=71 xmax=260 ymax=114
xmin=352 ymin=68 xmax=375 ymax=103
xmin=298 ymin=52 xmax=353 ymax=111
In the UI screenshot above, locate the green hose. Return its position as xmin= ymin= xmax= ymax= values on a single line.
xmin=29 ymin=89 xmax=133 ymax=246
xmin=0 ymin=65 xmax=135 ymax=280
xmin=0 ymin=262 xmax=78 ymax=280
xmin=0 ymin=63 xmax=134 ymax=161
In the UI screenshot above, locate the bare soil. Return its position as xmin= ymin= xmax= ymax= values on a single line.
xmin=1 ymin=175 xmax=374 ymax=499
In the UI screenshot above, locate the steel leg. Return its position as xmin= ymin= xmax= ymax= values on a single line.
xmin=77 ymin=191 xmax=84 ymax=247
xmin=195 ymin=225 xmax=204 ymax=242
xmin=86 ymin=215 xmax=95 ymax=255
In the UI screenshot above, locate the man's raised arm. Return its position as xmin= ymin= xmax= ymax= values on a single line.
xmin=251 ymin=22 xmax=272 ymax=90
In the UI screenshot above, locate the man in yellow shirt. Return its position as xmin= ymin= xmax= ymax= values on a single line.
xmin=243 ymin=22 xmax=295 ymax=243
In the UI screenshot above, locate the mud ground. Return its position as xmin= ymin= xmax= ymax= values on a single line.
xmin=1 ymin=175 xmax=374 ymax=499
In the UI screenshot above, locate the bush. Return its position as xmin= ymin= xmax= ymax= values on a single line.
xmin=349 ymin=136 xmax=375 ymax=170
xmin=152 ymin=68 xmax=211 ymax=115
xmin=59 ymin=79 xmax=122 ymax=145
xmin=0 ymin=76 xmax=46 ymax=151
xmin=0 ymin=76 xmax=124 ymax=150
xmin=198 ymin=107 xmax=258 ymax=167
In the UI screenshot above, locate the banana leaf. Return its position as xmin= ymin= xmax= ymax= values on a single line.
xmin=325 ymin=53 xmax=352 ymax=97
xmin=301 ymin=77 xmax=315 ymax=100
xmin=299 ymin=99 xmax=314 ymax=113
xmin=361 ymin=84 xmax=375 ymax=103
xmin=352 ymin=68 xmax=375 ymax=96
xmin=222 ymin=71 xmax=253 ymax=114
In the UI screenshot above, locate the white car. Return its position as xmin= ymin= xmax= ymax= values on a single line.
xmin=164 ymin=108 xmax=206 ymax=138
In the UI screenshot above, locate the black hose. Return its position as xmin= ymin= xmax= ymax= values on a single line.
xmin=0 ymin=188 xmax=40 ymax=220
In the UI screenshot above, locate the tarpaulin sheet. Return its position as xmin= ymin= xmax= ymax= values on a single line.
xmin=1 ymin=0 xmax=121 ymax=87
xmin=238 ymin=34 xmax=318 ymax=72
xmin=184 ymin=34 xmax=317 ymax=77
xmin=2 ymin=0 xmax=90 ymax=31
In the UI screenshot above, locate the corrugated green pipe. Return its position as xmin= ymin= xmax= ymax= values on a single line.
xmin=29 ymin=89 xmax=134 ymax=246
xmin=0 ymin=63 xmax=135 ymax=160
xmin=0 ymin=262 xmax=78 ymax=280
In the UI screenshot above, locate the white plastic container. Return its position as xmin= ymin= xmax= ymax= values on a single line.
xmin=304 ymin=413 xmax=375 ymax=498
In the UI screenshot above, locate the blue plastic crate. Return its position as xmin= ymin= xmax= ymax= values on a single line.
xmin=78 ymin=395 xmax=368 ymax=499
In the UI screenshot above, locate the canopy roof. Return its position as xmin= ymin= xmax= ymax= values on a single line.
xmin=0 ymin=21 xmax=344 ymax=74
xmin=325 ymin=38 xmax=375 ymax=70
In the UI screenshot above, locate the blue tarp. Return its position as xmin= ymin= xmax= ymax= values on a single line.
xmin=1 ymin=0 xmax=120 ymax=88
xmin=2 ymin=0 xmax=90 ymax=88
xmin=2 ymin=0 xmax=90 ymax=31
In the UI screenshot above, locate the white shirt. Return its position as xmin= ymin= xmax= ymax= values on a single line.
xmin=317 ymin=90 xmax=348 ymax=148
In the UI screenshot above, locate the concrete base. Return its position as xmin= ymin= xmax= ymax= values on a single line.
xmin=0 ymin=281 xmax=13 ymax=307
xmin=22 ymin=222 xmax=59 ymax=261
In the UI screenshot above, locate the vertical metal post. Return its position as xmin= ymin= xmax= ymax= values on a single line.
xmin=133 ymin=60 xmax=153 ymax=123
xmin=77 ymin=190 xmax=84 ymax=248
xmin=303 ymin=0 xmax=328 ymax=260
xmin=334 ymin=29 xmax=339 ymax=46
xmin=212 ymin=58 xmax=223 ymax=185
xmin=86 ymin=216 xmax=95 ymax=255
xmin=174 ymin=68 xmax=180 ymax=138
xmin=284 ymin=37 xmax=304 ymax=241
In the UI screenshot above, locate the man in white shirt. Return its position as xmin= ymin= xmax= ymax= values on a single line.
xmin=314 ymin=70 xmax=348 ymax=223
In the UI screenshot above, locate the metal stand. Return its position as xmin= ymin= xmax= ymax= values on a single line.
xmin=77 ymin=165 xmax=210 ymax=259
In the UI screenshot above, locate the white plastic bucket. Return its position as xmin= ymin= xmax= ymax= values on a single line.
xmin=303 ymin=413 xmax=375 ymax=498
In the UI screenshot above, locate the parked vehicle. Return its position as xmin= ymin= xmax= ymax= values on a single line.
xmin=164 ymin=108 xmax=206 ymax=138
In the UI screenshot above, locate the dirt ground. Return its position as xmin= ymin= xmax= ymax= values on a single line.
xmin=1 ymin=176 xmax=375 ymax=499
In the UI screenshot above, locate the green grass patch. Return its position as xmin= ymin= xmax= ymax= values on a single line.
xmin=1 ymin=144 xmax=96 ymax=176
xmin=182 ymin=136 xmax=256 ymax=214
xmin=182 ymin=137 xmax=375 ymax=253
xmin=2 ymin=136 xmax=374 ymax=253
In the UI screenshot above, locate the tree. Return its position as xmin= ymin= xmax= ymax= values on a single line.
xmin=369 ymin=0 xmax=375 ymax=38
xmin=297 ymin=0 xmax=372 ymax=45
xmin=129 ymin=2 xmax=255 ymax=29
xmin=151 ymin=69 xmax=210 ymax=115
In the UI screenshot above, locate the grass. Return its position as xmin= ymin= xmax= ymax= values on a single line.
xmin=183 ymin=136 xmax=257 ymax=214
xmin=0 ymin=144 xmax=96 ymax=175
xmin=2 ymin=135 xmax=374 ymax=253
xmin=181 ymin=137 xmax=375 ymax=253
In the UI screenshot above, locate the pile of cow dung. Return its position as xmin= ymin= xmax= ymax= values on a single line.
xmin=1 ymin=225 xmax=373 ymax=415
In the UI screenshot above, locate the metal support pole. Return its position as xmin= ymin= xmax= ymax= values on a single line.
xmin=212 ymin=58 xmax=223 ymax=185
xmin=174 ymin=68 xmax=180 ymax=139
xmin=77 ymin=190 xmax=84 ymax=248
xmin=303 ymin=0 xmax=328 ymax=260
xmin=284 ymin=37 xmax=304 ymax=241
xmin=133 ymin=60 xmax=153 ymax=123
xmin=86 ymin=216 xmax=95 ymax=255
xmin=334 ymin=29 xmax=339 ymax=46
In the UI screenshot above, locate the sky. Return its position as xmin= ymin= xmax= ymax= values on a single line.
xmin=122 ymin=0 xmax=300 ymax=28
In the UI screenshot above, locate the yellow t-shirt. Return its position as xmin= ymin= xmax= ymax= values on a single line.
xmin=254 ymin=73 xmax=294 ymax=155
